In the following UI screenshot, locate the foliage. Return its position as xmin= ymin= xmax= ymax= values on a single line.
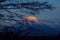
xmin=0 ymin=0 xmax=55 ymax=37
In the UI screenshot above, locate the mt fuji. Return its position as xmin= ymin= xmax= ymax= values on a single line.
xmin=0 ymin=20 xmax=60 ymax=37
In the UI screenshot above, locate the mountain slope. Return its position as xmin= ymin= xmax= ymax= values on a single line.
xmin=27 ymin=22 xmax=60 ymax=36
xmin=0 ymin=22 xmax=60 ymax=36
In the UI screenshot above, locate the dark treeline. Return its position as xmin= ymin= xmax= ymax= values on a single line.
xmin=0 ymin=32 xmax=60 ymax=40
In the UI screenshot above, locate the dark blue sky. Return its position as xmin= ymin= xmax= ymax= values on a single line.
xmin=0 ymin=0 xmax=60 ymax=32
xmin=38 ymin=0 xmax=60 ymax=20
xmin=0 ymin=0 xmax=60 ymax=36
xmin=1 ymin=0 xmax=60 ymax=20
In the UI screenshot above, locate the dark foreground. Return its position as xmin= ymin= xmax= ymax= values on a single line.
xmin=0 ymin=32 xmax=60 ymax=40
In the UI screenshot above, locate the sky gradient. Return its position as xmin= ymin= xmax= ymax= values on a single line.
xmin=0 ymin=0 xmax=60 ymax=30
xmin=0 ymin=0 xmax=60 ymax=36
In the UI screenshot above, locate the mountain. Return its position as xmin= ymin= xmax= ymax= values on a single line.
xmin=0 ymin=21 xmax=60 ymax=36
xmin=27 ymin=22 xmax=60 ymax=36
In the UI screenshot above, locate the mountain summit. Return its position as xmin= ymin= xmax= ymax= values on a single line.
xmin=0 ymin=20 xmax=60 ymax=36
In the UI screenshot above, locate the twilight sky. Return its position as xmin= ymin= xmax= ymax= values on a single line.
xmin=1 ymin=0 xmax=60 ymax=20
xmin=0 ymin=0 xmax=60 ymax=36
xmin=36 ymin=0 xmax=60 ymax=20
xmin=0 ymin=0 xmax=60 ymax=28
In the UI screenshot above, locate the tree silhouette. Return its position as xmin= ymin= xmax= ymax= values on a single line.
xmin=0 ymin=1 xmax=55 ymax=24
xmin=0 ymin=0 xmax=55 ymax=38
xmin=0 ymin=0 xmax=5 ymax=2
